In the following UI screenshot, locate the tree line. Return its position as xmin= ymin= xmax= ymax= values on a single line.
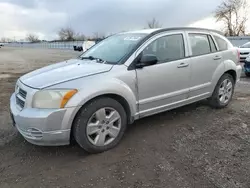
xmin=0 ymin=29 xmax=106 ymax=43
xmin=0 ymin=0 xmax=249 ymax=43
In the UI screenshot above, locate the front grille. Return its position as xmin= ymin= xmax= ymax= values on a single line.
xmin=19 ymin=88 xmax=27 ymax=99
xmin=16 ymin=96 xmax=25 ymax=108
xmin=240 ymin=52 xmax=249 ymax=55
xmin=16 ymin=85 xmax=27 ymax=109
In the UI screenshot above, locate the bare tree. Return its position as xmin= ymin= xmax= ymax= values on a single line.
xmin=26 ymin=34 xmax=40 ymax=42
xmin=75 ymin=33 xmax=86 ymax=40
xmin=92 ymin=32 xmax=106 ymax=40
xmin=146 ymin=18 xmax=162 ymax=29
xmin=1 ymin=38 xmax=13 ymax=43
xmin=0 ymin=38 xmax=14 ymax=43
xmin=215 ymin=0 xmax=248 ymax=36
xmin=0 ymin=37 xmax=7 ymax=43
xmin=58 ymin=27 xmax=76 ymax=41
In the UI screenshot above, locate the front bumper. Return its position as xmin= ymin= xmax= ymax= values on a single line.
xmin=10 ymin=93 xmax=78 ymax=146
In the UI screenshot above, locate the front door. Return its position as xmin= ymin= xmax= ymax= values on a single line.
xmin=135 ymin=32 xmax=191 ymax=117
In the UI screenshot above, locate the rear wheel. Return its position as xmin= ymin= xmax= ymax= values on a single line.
xmin=209 ymin=73 xmax=235 ymax=108
xmin=73 ymin=97 xmax=127 ymax=153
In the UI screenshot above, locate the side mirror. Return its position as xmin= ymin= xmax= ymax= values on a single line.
xmin=136 ymin=54 xmax=158 ymax=68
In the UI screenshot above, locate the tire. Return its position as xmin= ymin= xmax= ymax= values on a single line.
xmin=245 ymin=72 xmax=250 ymax=77
xmin=73 ymin=97 xmax=127 ymax=153
xmin=208 ymin=73 xmax=235 ymax=108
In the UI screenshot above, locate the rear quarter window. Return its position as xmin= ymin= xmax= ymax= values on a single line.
xmin=213 ymin=35 xmax=228 ymax=51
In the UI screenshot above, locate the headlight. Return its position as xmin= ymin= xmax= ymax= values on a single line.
xmin=32 ymin=89 xmax=77 ymax=109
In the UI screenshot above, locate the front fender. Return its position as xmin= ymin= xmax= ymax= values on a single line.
xmin=66 ymin=78 xmax=138 ymax=117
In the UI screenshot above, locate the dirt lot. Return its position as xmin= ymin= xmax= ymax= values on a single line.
xmin=0 ymin=47 xmax=250 ymax=188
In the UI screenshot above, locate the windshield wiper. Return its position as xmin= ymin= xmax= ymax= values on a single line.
xmin=80 ymin=56 xmax=106 ymax=63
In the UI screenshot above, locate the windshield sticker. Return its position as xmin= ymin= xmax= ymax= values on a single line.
xmin=124 ymin=36 xmax=142 ymax=41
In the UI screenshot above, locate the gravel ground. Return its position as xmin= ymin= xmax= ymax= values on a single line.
xmin=0 ymin=47 xmax=250 ymax=188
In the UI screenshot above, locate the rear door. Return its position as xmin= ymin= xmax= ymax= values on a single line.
xmin=187 ymin=32 xmax=223 ymax=97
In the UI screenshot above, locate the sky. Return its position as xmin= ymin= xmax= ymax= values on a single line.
xmin=0 ymin=0 xmax=249 ymax=41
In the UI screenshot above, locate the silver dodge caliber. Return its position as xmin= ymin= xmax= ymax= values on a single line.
xmin=10 ymin=27 xmax=242 ymax=153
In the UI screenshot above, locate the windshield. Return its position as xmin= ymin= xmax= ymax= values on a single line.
xmin=241 ymin=42 xmax=250 ymax=48
xmin=80 ymin=33 xmax=147 ymax=64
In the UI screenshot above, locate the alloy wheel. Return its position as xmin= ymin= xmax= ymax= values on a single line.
xmin=86 ymin=107 xmax=121 ymax=146
xmin=218 ymin=79 xmax=233 ymax=104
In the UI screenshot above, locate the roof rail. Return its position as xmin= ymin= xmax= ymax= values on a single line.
xmin=153 ymin=27 xmax=224 ymax=36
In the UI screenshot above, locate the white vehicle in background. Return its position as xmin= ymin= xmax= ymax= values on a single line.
xmin=238 ymin=42 xmax=250 ymax=63
xmin=73 ymin=41 xmax=96 ymax=52
xmin=82 ymin=41 xmax=96 ymax=52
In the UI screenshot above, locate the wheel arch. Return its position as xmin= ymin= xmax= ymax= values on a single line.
xmin=224 ymin=69 xmax=236 ymax=83
xmin=70 ymin=93 xmax=136 ymax=143
xmin=211 ymin=60 xmax=237 ymax=92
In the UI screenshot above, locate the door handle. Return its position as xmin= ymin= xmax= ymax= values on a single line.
xmin=213 ymin=56 xmax=222 ymax=60
xmin=177 ymin=62 xmax=189 ymax=68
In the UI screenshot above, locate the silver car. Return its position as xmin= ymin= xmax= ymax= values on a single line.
xmin=10 ymin=27 xmax=242 ymax=153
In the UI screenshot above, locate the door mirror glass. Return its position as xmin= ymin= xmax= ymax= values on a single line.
xmin=136 ymin=54 xmax=158 ymax=68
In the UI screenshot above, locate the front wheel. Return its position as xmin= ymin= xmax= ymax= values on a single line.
xmin=209 ymin=73 xmax=235 ymax=108
xmin=73 ymin=97 xmax=127 ymax=153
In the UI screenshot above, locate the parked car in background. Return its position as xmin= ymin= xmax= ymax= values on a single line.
xmin=82 ymin=41 xmax=95 ymax=52
xmin=73 ymin=41 xmax=96 ymax=52
xmin=73 ymin=45 xmax=83 ymax=51
xmin=244 ymin=55 xmax=250 ymax=77
xmin=10 ymin=27 xmax=242 ymax=153
xmin=238 ymin=42 xmax=250 ymax=63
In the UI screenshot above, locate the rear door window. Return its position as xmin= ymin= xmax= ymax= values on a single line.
xmin=188 ymin=34 xmax=211 ymax=56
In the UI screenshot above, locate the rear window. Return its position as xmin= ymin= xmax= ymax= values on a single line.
xmin=213 ymin=35 xmax=228 ymax=51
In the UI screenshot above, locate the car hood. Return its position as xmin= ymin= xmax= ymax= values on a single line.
xmin=239 ymin=48 xmax=250 ymax=52
xmin=20 ymin=59 xmax=113 ymax=89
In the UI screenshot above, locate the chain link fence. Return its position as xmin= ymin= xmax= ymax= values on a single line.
xmin=5 ymin=41 xmax=86 ymax=50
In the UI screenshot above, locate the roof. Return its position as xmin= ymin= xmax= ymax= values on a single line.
xmin=123 ymin=28 xmax=161 ymax=34
xmin=124 ymin=27 xmax=223 ymax=35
